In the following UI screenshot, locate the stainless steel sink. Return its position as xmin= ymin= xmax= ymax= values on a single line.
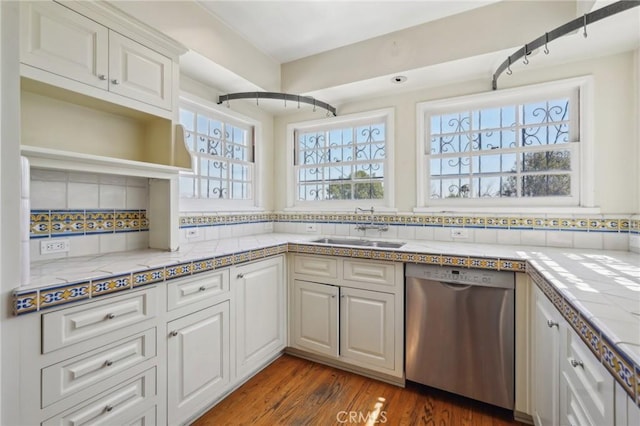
xmin=311 ymin=237 xmax=405 ymax=249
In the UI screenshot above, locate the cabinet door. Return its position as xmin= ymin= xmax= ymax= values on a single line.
xmin=340 ymin=287 xmax=394 ymax=370
xmin=108 ymin=31 xmax=172 ymax=110
xmin=167 ymin=302 xmax=230 ymax=426
xmin=20 ymin=1 xmax=109 ymax=89
xmin=532 ymin=287 xmax=561 ymax=426
xmin=292 ymin=280 xmax=338 ymax=357
xmin=235 ymin=257 xmax=285 ymax=378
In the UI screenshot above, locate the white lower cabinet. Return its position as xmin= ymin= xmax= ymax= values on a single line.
xmin=339 ymin=287 xmax=395 ymax=370
xmin=292 ymin=279 xmax=338 ymax=357
xmin=531 ymin=286 xmax=615 ymax=426
xmin=289 ymin=254 xmax=403 ymax=380
xmin=234 ymin=256 xmax=286 ymax=380
xmin=167 ymin=301 xmax=230 ymax=426
xmin=559 ymin=321 xmax=614 ymax=426
xmin=615 ymin=382 xmax=640 ymax=426
xmin=532 ymin=286 xmax=561 ymax=426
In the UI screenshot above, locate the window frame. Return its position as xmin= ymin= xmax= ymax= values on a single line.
xmin=286 ymin=108 xmax=395 ymax=211
xmin=178 ymin=93 xmax=264 ymax=212
xmin=415 ymin=76 xmax=595 ymax=213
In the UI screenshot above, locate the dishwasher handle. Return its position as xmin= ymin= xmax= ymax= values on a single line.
xmin=441 ymin=282 xmax=472 ymax=291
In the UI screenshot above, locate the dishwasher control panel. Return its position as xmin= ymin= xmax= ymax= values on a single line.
xmin=405 ymin=264 xmax=515 ymax=289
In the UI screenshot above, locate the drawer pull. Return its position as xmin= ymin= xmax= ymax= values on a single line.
xmin=104 ymin=360 xmax=113 ymax=367
xmin=98 ymin=74 xmax=107 ymax=81
xmin=169 ymin=330 xmax=178 ymax=337
xmin=199 ymin=286 xmax=206 ymax=292
xmin=104 ymin=405 xmax=114 ymax=412
xmin=106 ymin=313 xmax=116 ymax=320
xmin=237 ymin=273 xmax=244 ymax=279
xmin=547 ymin=320 xmax=559 ymax=328
xmin=570 ymin=359 xmax=584 ymax=368
xmin=111 ymin=79 xmax=120 ymax=85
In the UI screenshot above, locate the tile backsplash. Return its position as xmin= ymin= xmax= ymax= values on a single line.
xmin=30 ymin=169 xmax=150 ymax=260
xmin=179 ymin=212 xmax=635 ymax=251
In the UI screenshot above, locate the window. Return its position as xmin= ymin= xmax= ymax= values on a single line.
xmin=286 ymin=109 xmax=395 ymax=210
xmin=417 ymin=77 xmax=593 ymax=210
xmin=179 ymin=96 xmax=260 ymax=211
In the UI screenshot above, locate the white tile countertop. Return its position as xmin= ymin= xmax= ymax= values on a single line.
xmin=16 ymin=233 xmax=640 ymax=402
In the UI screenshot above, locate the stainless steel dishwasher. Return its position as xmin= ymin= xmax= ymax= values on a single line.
xmin=405 ymin=264 xmax=515 ymax=410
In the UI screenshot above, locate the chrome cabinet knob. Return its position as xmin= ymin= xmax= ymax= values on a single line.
xmin=547 ymin=319 xmax=559 ymax=328
xmin=570 ymin=359 xmax=584 ymax=368
xmin=199 ymin=286 xmax=206 ymax=292
xmin=106 ymin=313 xmax=116 ymax=320
xmin=169 ymin=330 xmax=178 ymax=337
xmin=98 ymin=74 xmax=107 ymax=80
xmin=104 ymin=360 xmax=113 ymax=367
xmin=105 ymin=405 xmax=113 ymax=412
xmin=111 ymin=79 xmax=120 ymax=85
xmin=237 ymin=273 xmax=244 ymax=279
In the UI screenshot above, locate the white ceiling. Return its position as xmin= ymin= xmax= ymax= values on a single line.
xmin=112 ymin=0 xmax=639 ymax=113
xmin=197 ymin=0 xmax=500 ymax=63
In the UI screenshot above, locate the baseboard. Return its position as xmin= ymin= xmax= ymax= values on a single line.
xmin=514 ymin=410 xmax=534 ymax=425
xmin=284 ymin=347 xmax=405 ymax=387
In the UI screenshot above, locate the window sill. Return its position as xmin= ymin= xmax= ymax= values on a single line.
xmin=284 ymin=204 xmax=398 ymax=214
xmin=413 ymin=206 xmax=602 ymax=215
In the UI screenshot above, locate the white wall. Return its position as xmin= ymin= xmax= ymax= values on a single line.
xmin=274 ymin=51 xmax=639 ymax=214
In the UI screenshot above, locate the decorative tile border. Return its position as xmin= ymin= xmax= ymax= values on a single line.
xmin=601 ymin=333 xmax=637 ymax=401
xmin=31 ymin=209 xmax=148 ymax=239
xmin=180 ymin=212 xmax=634 ymax=236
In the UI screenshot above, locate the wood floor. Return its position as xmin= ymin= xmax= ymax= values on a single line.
xmin=193 ymin=354 xmax=527 ymax=426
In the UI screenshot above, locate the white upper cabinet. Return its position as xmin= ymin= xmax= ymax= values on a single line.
xmin=20 ymin=1 xmax=109 ymax=90
xmin=108 ymin=31 xmax=172 ymax=110
xmin=20 ymin=1 xmax=175 ymax=113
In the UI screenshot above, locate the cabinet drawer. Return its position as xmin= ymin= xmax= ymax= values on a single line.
xmin=42 ymin=328 xmax=156 ymax=407
xmin=561 ymin=328 xmax=614 ymax=426
xmin=294 ymin=255 xmax=337 ymax=279
xmin=42 ymin=288 xmax=157 ymax=353
xmin=42 ymin=367 xmax=156 ymax=426
xmin=167 ymin=269 xmax=229 ymax=311
xmin=343 ymin=259 xmax=396 ymax=288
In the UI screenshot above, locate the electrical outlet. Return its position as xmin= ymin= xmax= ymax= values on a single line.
xmin=186 ymin=228 xmax=200 ymax=239
xmin=451 ymin=229 xmax=469 ymax=239
xmin=40 ymin=239 xmax=70 ymax=254
xmin=305 ymin=223 xmax=318 ymax=233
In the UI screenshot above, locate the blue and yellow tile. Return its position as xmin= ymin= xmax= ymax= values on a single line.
xmin=575 ymin=315 xmax=601 ymax=359
xmin=132 ymin=268 xmax=165 ymax=287
xmin=192 ymin=258 xmax=215 ymax=274
xmin=233 ymin=251 xmax=251 ymax=265
xmin=30 ymin=210 xmax=51 ymax=238
xmin=50 ymin=210 xmax=85 ymax=236
xmin=40 ymin=281 xmax=90 ymax=310
xmin=91 ymin=274 xmax=131 ymax=296
xmin=86 ymin=210 xmax=115 ymax=234
xmin=165 ymin=262 xmax=192 ymax=280
xmin=13 ymin=289 xmax=38 ymax=315
xmin=214 ymin=255 xmax=233 ymax=268
xmin=601 ymin=335 xmax=636 ymax=400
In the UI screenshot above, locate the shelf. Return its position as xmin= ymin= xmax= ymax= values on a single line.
xmin=21 ymin=145 xmax=189 ymax=179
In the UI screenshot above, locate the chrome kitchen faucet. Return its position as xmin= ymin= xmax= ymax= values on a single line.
xmin=354 ymin=207 xmax=388 ymax=232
